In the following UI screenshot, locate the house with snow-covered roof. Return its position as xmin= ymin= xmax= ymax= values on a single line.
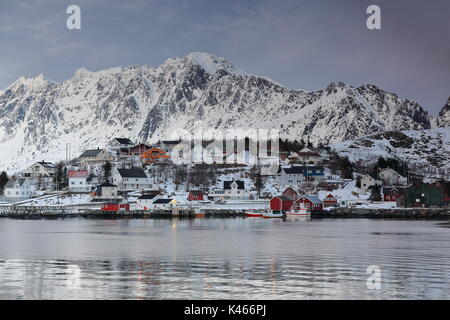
xmin=112 ymin=168 xmax=151 ymax=190
xmin=4 ymin=178 xmax=32 ymax=199
xmin=68 ymin=170 xmax=91 ymax=192
xmin=22 ymin=161 xmax=57 ymax=178
xmin=79 ymin=148 xmax=113 ymax=166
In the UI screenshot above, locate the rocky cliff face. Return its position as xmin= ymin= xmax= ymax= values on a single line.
xmin=437 ymin=97 xmax=450 ymax=128
xmin=0 ymin=52 xmax=433 ymax=172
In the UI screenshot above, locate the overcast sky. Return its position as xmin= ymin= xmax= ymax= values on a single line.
xmin=1 ymin=0 xmax=449 ymax=114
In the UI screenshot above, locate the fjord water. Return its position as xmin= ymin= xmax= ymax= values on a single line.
xmin=0 ymin=218 xmax=449 ymax=299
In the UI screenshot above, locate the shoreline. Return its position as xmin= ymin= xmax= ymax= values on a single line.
xmin=0 ymin=207 xmax=449 ymax=220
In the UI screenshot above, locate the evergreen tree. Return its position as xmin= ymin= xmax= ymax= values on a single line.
xmin=102 ymin=161 xmax=112 ymax=183
xmin=0 ymin=171 xmax=8 ymax=192
xmin=370 ymin=185 xmax=382 ymax=201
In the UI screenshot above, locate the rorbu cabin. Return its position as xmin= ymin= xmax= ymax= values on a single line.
xmin=270 ymin=195 xmax=294 ymax=212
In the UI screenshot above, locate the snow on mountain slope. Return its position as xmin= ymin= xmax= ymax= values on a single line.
xmin=332 ymin=128 xmax=450 ymax=173
xmin=0 ymin=52 xmax=434 ymax=173
xmin=437 ymin=97 xmax=450 ymax=128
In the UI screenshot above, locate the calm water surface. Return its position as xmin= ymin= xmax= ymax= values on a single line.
xmin=0 ymin=217 xmax=449 ymax=299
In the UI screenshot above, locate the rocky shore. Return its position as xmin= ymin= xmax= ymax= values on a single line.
xmin=314 ymin=208 xmax=450 ymax=220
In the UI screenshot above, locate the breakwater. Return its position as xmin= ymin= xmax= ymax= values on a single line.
xmin=315 ymin=207 xmax=450 ymax=219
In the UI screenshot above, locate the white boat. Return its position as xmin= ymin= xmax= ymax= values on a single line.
xmin=262 ymin=210 xmax=284 ymax=219
xmin=286 ymin=203 xmax=311 ymax=217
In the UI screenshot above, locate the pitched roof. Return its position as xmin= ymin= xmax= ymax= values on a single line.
xmin=300 ymin=195 xmax=322 ymax=204
xmin=223 ymin=180 xmax=245 ymax=190
xmin=114 ymin=138 xmax=134 ymax=145
xmin=68 ymin=170 xmax=89 ymax=178
xmin=297 ymin=152 xmax=320 ymax=157
xmin=117 ymin=168 xmax=148 ymax=178
xmin=99 ymin=182 xmax=117 ymax=188
xmin=80 ymin=149 xmax=103 ymax=158
xmin=37 ymin=161 xmax=56 ymax=168
xmin=189 ymin=190 xmax=203 ymax=195
xmin=273 ymin=195 xmax=293 ymax=202
xmin=138 ymin=194 xmax=157 ymax=200
xmin=283 ymin=166 xmax=305 ymax=174
xmin=161 ymin=140 xmax=181 ymax=145
xmin=153 ymin=198 xmax=173 ymax=204
xmin=4 ymin=178 xmax=27 ymax=188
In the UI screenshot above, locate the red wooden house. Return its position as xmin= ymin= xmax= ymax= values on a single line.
xmin=188 ymin=190 xmax=204 ymax=201
xmin=294 ymin=195 xmax=323 ymax=211
xmin=322 ymin=194 xmax=338 ymax=207
xmin=382 ymin=187 xmax=402 ymax=202
xmin=270 ymin=196 xmax=294 ymax=212
xmin=282 ymin=187 xmax=298 ymax=201
xmin=101 ymin=203 xmax=130 ymax=212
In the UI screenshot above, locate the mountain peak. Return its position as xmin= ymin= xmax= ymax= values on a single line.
xmin=186 ymin=52 xmax=235 ymax=74
xmin=6 ymin=73 xmax=47 ymax=91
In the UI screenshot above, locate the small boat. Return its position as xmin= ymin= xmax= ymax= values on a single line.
xmin=244 ymin=210 xmax=263 ymax=217
xmin=286 ymin=204 xmax=311 ymax=217
xmin=262 ymin=210 xmax=284 ymax=219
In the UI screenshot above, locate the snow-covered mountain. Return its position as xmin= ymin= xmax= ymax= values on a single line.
xmin=332 ymin=128 xmax=450 ymax=175
xmin=437 ymin=97 xmax=450 ymax=128
xmin=0 ymin=52 xmax=436 ymax=172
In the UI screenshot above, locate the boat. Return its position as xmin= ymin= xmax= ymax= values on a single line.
xmin=244 ymin=210 xmax=264 ymax=217
xmin=262 ymin=210 xmax=284 ymax=219
xmin=286 ymin=203 xmax=311 ymax=217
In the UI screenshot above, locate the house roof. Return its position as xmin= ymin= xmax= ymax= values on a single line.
xmin=37 ymin=161 xmax=56 ymax=168
xmin=224 ymin=180 xmax=245 ymax=190
xmin=189 ymin=190 xmax=203 ymax=195
xmin=5 ymin=178 xmax=27 ymax=188
xmin=99 ymin=182 xmax=117 ymax=188
xmin=273 ymin=195 xmax=292 ymax=202
xmin=299 ymin=195 xmax=322 ymax=204
xmin=153 ymin=198 xmax=173 ymax=204
xmin=283 ymin=166 xmax=305 ymax=174
xmin=138 ymin=194 xmax=157 ymax=200
xmin=282 ymin=166 xmax=324 ymax=174
xmin=117 ymin=168 xmax=148 ymax=178
xmin=161 ymin=140 xmax=181 ymax=145
xmin=80 ymin=149 xmax=103 ymax=158
xmin=297 ymin=152 xmax=320 ymax=157
xmin=68 ymin=170 xmax=89 ymax=178
xmin=114 ymin=138 xmax=134 ymax=145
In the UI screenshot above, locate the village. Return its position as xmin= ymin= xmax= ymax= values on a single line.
xmin=0 ymin=137 xmax=449 ymax=217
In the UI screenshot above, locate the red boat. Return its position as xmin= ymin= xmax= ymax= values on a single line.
xmin=244 ymin=210 xmax=263 ymax=217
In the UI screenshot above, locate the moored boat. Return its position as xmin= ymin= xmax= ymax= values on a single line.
xmin=244 ymin=210 xmax=264 ymax=217
xmin=286 ymin=203 xmax=311 ymax=217
xmin=262 ymin=210 xmax=284 ymax=218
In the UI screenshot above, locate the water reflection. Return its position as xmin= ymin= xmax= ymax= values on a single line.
xmin=0 ymin=218 xmax=449 ymax=299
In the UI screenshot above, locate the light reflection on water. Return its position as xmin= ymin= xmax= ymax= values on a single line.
xmin=0 ymin=218 xmax=449 ymax=299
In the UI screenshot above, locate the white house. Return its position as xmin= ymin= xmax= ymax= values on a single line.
xmin=79 ymin=148 xmax=113 ymax=166
xmin=112 ymin=168 xmax=151 ymax=190
xmin=108 ymin=138 xmax=135 ymax=151
xmin=92 ymin=182 xmax=121 ymax=201
xmin=378 ymin=168 xmax=408 ymax=186
xmin=359 ymin=174 xmax=382 ymax=192
xmin=135 ymin=194 xmax=160 ymax=210
xmin=293 ymin=147 xmax=322 ymax=165
xmin=68 ymin=170 xmax=90 ymax=192
xmin=22 ymin=161 xmax=57 ymax=178
xmin=279 ymin=166 xmax=305 ymax=186
xmin=223 ymin=180 xmax=250 ymax=200
xmin=4 ymin=178 xmax=32 ymax=199
xmin=152 ymin=198 xmax=177 ymax=210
